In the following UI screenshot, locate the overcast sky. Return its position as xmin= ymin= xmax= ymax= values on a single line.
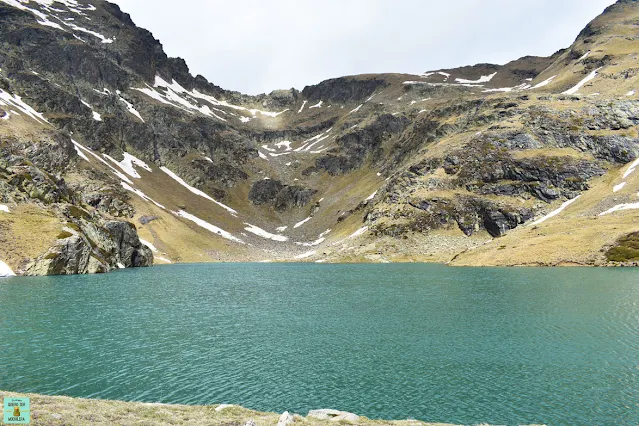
xmin=112 ymin=0 xmax=615 ymax=95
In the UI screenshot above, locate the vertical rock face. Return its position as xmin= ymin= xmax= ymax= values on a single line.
xmin=103 ymin=221 xmax=153 ymax=267
xmin=25 ymin=220 xmax=152 ymax=276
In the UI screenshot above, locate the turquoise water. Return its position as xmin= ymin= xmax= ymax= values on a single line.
xmin=1 ymin=263 xmax=638 ymax=424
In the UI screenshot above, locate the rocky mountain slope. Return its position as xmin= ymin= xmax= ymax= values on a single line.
xmin=0 ymin=0 xmax=638 ymax=275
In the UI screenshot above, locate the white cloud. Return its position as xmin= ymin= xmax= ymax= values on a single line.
xmin=113 ymin=0 xmax=615 ymax=95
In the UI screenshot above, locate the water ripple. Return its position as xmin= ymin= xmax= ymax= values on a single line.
xmin=0 ymin=264 xmax=638 ymax=424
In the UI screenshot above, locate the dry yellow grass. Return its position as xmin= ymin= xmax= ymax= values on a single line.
xmin=0 ymin=391 xmax=455 ymax=426
xmin=0 ymin=203 xmax=62 ymax=272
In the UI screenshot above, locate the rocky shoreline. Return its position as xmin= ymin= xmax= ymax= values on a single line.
xmin=0 ymin=391 xmax=459 ymax=426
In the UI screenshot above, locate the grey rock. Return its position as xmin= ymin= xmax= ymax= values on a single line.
xmin=277 ymin=411 xmax=294 ymax=426
xmin=307 ymin=409 xmax=359 ymax=422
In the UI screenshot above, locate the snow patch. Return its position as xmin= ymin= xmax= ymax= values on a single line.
xmin=531 ymin=75 xmax=557 ymax=89
xmin=348 ymin=226 xmax=369 ymax=239
xmin=529 ymin=196 xmax=581 ymax=226
xmin=365 ymin=191 xmax=377 ymax=201
xmin=0 ymin=89 xmax=48 ymax=124
xmin=562 ymin=68 xmax=602 ymax=95
xmin=294 ymin=250 xmax=316 ymax=260
xmin=118 ymin=96 xmax=144 ymax=122
xmin=349 ymin=104 xmax=363 ymax=114
xmin=174 ymin=210 xmax=243 ymax=244
xmin=297 ymin=100 xmax=308 ymax=113
xmin=160 ymin=166 xmax=238 ymax=216
xmin=244 ymin=223 xmax=289 ymax=242
xmin=139 ymin=239 xmax=158 ymax=253
xmin=627 ymin=90 xmax=636 ymax=97
xmin=309 ymin=100 xmax=323 ymax=109
xmin=0 ymin=205 xmax=10 ymax=213
xmin=455 ymin=72 xmax=497 ymax=84
xmin=104 ymin=152 xmax=151 ymax=179
xmin=74 ymin=144 xmax=91 ymax=162
xmin=613 ymin=182 xmax=627 ymax=193
xmin=293 ymin=216 xmax=312 ymax=229
xmin=121 ymin=182 xmax=165 ymax=210
xmin=576 ymin=51 xmax=590 ymax=61
xmin=0 ymin=260 xmax=16 ymax=277
xmin=599 ymin=202 xmax=639 ymax=216
xmin=622 ymin=157 xmax=639 ymax=179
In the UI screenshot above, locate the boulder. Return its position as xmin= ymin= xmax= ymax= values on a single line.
xmin=307 ymin=409 xmax=359 ymax=422
xmin=277 ymin=411 xmax=294 ymax=426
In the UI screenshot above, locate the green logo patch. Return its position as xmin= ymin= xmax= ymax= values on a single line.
xmin=3 ymin=397 xmax=30 ymax=424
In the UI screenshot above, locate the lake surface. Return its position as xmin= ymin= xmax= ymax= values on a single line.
xmin=1 ymin=263 xmax=638 ymax=424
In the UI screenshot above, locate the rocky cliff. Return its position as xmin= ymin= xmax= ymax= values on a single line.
xmin=0 ymin=0 xmax=638 ymax=273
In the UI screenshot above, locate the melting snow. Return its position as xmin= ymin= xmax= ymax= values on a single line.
xmin=294 ymin=250 xmax=316 ymax=260
xmin=531 ymin=75 xmax=557 ymax=89
xmin=622 ymin=157 xmax=639 ymax=179
xmin=121 ymin=182 xmax=166 ymax=209
xmin=0 ymin=260 xmax=16 ymax=277
xmin=64 ymin=21 xmax=113 ymax=43
xmin=258 ymin=151 xmax=268 ymax=160
xmin=365 ymin=191 xmax=377 ymax=201
xmin=295 ymin=238 xmax=326 ymax=247
xmin=139 ymin=239 xmax=158 ymax=253
xmin=613 ymin=182 xmax=627 ymax=193
xmin=348 ymin=226 xmax=369 ymax=239
xmin=274 ymin=141 xmax=292 ymax=151
xmin=72 ymin=140 xmax=134 ymax=184
xmin=74 ymin=144 xmax=91 ymax=162
xmin=293 ymin=216 xmax=312 ymax=229
xmin=276 ymin=226 xmax=288 ymax=232
xmin=599 ymin=202 xmax=639 ymax=216
xmin=174 ymin=210 xmax=243 ymax=244
xmin=0 ymin=205 xmax=10 ymax=213
xmin=455 ymin=72 xmax=497 ymax=84
xmin=240 ymin=116 xmax=251 ymax=123
xmin=0 ymin=89 xmax=48 ymax=124
xmin=0 ymin=0 xmax=63 ymax=29
xmin=309 ymin=100 xmax=323 ymax=109
xmin=104 ymin=152 xmax=151 ymax=179
xmin=244 ymin=223 xmax=289 ymax=242
xmin=577 ymin=51 xmax=590 ymax=61
xmin=529 ymin=196 xmax=581 ymax=226
xmin=627 ymin=90 xmax=636 ymax=97
xmin=160 ymin=166 xmax=238 ymax=216
xmin=483 ymin=83 xmax=530 ymax=93
xmin=562 ymin=68 xmax=602 ymax=95
xmin=349 ymin=104 xmax=363 ymax=114
xmin=118 ymin=96 xmax=144 ymax=122
xmin=297 ymin=100 xmax=308 ymax=113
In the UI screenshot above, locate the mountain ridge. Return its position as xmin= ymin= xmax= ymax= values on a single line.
xmin=0 ymin=0 xmax=638 ymax=275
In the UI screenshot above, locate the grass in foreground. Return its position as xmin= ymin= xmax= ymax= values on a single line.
xmin=0 ymin=391 xmax=454 ymax=426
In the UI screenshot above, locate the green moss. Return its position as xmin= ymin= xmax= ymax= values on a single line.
xmin=56 ymin=230 xmax=74 ymax=239
xmin=606 ymin=232 xmax=639 ymax=262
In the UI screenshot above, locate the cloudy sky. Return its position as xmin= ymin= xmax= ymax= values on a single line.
xmin=113 ymin=0 xmax=615 ymax=95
